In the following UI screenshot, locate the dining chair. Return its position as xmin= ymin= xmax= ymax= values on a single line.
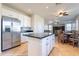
xmin=69 ymin=33 xmax=79 ymax=47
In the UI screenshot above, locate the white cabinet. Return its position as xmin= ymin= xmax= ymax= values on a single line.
xmin=18 ymin=14 xmax=24 ymax=27
xmin=2 ymin=8 xmax=19 ymax=18
xmin=46 ymin=36 xmax=51 ymax=55
xmin=23 ymin=15 xmax=31 ymax=27
xmin=28 ymin=34 xmax=55 ymax=56
xmin=32 ymin=14 xmax=44 ymax=33
xmin=2 ymin=7 xmax=31 ymax=27
xmin=26 ymin=17 xmax=31 ymax=27
xmin=52 ymin=35 xmax=55 ymax=47
xmin=28 ymin=37 xmax=41 ymax=56
xmin=50 ymin=35 xmax=55 ymax=50
xmin=21 ymin=33 xmax=28 ymax=43
xmin=41 ymin=35 xmax=55 ymax=56
xmin=41 ymin=37 xmax=47 ymax=56
xmin=2 ymin=8 xmax=11 ymax=17
xmin=18 ymin=14 xmax=31 ymax=27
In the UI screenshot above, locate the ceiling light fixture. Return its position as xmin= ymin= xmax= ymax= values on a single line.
xmin=58 ymin=11 xmax=68 ymax=16
xmin=28 ymin=9 xmax=31 ymax=11
xmin=46 ymin=6 xmax=48 ymax=8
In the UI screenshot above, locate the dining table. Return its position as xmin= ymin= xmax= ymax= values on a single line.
xmin=65 ymin=32 xmax=79 ymax=47
xmin=64 ymin=32 xmax=73 ymax=39
xmin=65 ymin=32 xmax=73 ymax=35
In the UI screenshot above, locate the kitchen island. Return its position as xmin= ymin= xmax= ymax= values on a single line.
xmin=23 ymin=33 xmax=55 ymax=56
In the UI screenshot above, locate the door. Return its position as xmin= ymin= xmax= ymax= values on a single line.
xmin=12 ymin=19 xmax=21 ymax=47
xmin=2 ymin=16 xmax=12 ymax=50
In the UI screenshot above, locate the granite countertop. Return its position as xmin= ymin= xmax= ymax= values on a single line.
xmin=23 ymin=33 xmax=53 ymax=39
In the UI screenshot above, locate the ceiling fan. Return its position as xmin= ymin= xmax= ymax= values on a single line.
xmin=59 ymin=12 xmax=69 ymax=16
xmin=55 ymin=3 xmax=69 ymax=16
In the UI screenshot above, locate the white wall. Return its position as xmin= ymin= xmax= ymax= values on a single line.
xmin=0 ymin=3 xmax=2 ymax=53
xmin=32 ymin=14 xmax=44 ymax=33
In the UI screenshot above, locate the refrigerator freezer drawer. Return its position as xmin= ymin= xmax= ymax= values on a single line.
xmin=2 ymin=32 xmax=12 ymax=50
xmin=12 ymin=32 xmax=21 ymax=42
xmin=2 ymin=40 xmax=12 ymax=50
xmin=2 ymin=32 xmax=12 ymax=41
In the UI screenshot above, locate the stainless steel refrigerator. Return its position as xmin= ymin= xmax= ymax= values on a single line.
xmin=1 ymin=16 xmax=21 ymax=51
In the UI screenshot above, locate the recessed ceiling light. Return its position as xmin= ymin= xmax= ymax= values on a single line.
xmin=28 ymin=9 xmax=31 ymax=11
xmin=46 ymin=6 xmax=48 ymax=8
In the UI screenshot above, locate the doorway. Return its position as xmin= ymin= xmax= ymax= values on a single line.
xmin=53 ymin=26 xmax=65 ymax=36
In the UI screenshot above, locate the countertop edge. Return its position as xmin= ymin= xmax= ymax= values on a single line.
xmin=23 ymin=33 xmax=54 ymax=39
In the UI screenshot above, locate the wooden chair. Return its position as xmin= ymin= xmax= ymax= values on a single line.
xmin=69 ymin=33 xmax=79 ymax=47
xmin=60 ymin=33 xmax=68 ymax=43
xmin=60 ymin=33 xmax=64 ymax=43
xmin=57 ymin=30 xmax=62 ymax=42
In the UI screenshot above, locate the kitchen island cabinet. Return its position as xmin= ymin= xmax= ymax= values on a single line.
xmin=23 ymin=33 xmax=55 ymax=56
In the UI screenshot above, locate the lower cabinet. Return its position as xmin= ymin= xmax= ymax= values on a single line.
xmin=41 ymin=37 xmax=47 ymax=56
xmin=28 ymin=34 xmax=55 ymax=56
xmin=21 ymin=33 xmax=28 ymax=43
xmin=46 ymin=36 xmax=51 ymax=55
xmin=41 ymin=35 xmax=55 ymax=56
xmin=50 ymin=35 xmax=55 ymax=51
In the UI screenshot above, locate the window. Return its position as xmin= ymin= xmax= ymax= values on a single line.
xmin=65 ymin=23 xmax=72 ymax=31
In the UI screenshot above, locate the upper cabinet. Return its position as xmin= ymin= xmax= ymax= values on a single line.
xmin=18 ymin=13 xmax=24 ymax=27
xmin=2 ymin=6 xmax=31 ymax=27
xmin=23 ymin=15 xmax=31 ymax=27
xmin=2 ymin=8 xmax=19 ymax=18
xmin=32 ymin=14 xmax=44 ymax=33
xmin=18 ymin=14 xmax=31 ymax=27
